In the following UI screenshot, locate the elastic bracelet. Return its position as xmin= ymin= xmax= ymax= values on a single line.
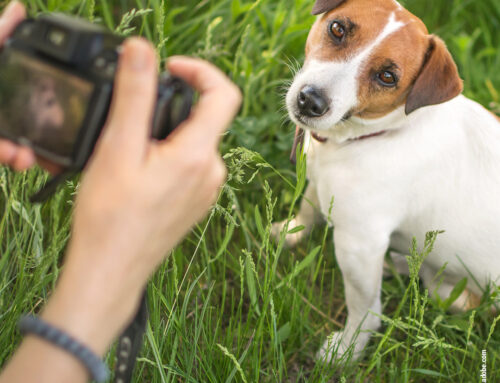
xmin=18 ymin=315 xmax=109 ymax=382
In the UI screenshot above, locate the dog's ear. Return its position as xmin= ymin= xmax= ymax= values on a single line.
xmin=312 ymin=0 xmax=347 ymax=15
xmin=405 ymin=36 xmax=463 ymax=115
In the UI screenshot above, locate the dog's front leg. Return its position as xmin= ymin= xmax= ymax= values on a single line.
xmin=318 ymin=228 xmax=389 ymax=362
xmin=272 ymin=182 xmax=323 ymax=247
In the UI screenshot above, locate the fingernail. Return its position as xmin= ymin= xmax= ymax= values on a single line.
xmin=123 ymin=38 xmax=152 ymax=71
xmin=3 ymin=1 xmax=20 ymax=17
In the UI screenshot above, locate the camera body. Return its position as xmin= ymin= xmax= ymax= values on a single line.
xmin=0 ymin=13 xmax=193 ymax=170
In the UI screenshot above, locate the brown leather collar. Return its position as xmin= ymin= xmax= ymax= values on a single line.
xmin=310 ymin=130 xmax=387 ymax=143
xmin=311 ymin=131 xmax=328 ymax=143
xmin=291 ymin=126 xmax=387 ymax=164
xmin=353 ymin=130 xmax=387 ymax=141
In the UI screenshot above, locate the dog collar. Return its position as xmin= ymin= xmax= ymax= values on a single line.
xmin=290 ymin=127 xmax=387 ymax=164
xmin=311 ymin=131 xmax=328 ymax=143
xmin=311 ymin=130 xmax=387 ymax=143
xmin=353 ymin=130 xmax=387 ymax=141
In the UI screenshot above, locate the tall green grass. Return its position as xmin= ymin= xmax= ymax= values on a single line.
xmin=1 ymin=0 xmax=499 ymax=382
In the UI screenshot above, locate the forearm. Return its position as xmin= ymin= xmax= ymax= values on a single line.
xmin=0 ymin=247 xmax=143 ymax=383
xmin=41 ymin=252 xmax=144 ymax=356
xmin=0 ymin=336 xmax=89 ymax=383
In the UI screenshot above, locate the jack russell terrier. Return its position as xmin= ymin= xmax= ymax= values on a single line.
xmin=273 ymin=0 xmax=500 ymax=362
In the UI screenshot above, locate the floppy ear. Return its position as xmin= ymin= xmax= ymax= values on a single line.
xmin=405 ymin=36 xmax=463 ymax=115
xmin=312 ymin=0 xmax=347 ymax=15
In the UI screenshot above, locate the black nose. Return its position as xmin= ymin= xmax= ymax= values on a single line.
xmin=297 ymin=86 xmax=329 ymax=117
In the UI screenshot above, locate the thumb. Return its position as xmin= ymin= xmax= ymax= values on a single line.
xmin=100 ymin=38 xmax=157 ymax=162
xmin=0 ymin=2 xmax=26 ymax=44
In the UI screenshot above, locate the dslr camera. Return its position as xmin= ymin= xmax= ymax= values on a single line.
xmin=0 ymin=13 xmax=193 ymax=172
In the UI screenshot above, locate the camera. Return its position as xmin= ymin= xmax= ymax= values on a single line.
xmin=0 ymin=13 xmax=194 ymax=171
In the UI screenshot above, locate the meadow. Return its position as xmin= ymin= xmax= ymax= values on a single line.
xmin=1 ymin=0 xmax=499 ymax=381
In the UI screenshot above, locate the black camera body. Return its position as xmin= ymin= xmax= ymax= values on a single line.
xmin=0 ymin=13 xmax=193 ymax=170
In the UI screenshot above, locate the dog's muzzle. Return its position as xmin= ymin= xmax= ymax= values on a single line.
xmin=297 ymin=85 xmax=329 ymax=117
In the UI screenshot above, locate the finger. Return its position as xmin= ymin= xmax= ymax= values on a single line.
xmin=100 ymin=38 xmax=157 ymax=161
xmin=0 ymin=139 xmax=18 ymax=164
xmin=0 ymin=1 xmax=26 ymax=44
xmin=211 ymin=157 xmax=227 ymax=191
xmin=12 ymin=146 xmax=35 ymax=171
xmin=204 ymin=158 xmax=226 ymax=208
xmin=166 ymin=57 xmax=241 ymax=146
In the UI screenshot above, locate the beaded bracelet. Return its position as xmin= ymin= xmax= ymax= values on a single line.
xmin=18 ymin=315 xmax=109 ymax=382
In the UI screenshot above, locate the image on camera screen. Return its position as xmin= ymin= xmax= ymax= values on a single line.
xmin=0 ymin=50 xmax=94 ymax=160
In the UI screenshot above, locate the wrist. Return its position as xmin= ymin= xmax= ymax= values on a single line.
xmin=42 ymin=255 xmax=144 ymax=356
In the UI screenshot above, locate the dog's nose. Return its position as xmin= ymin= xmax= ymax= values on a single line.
xmin=297 ymin=86 xmax=329 ymax=117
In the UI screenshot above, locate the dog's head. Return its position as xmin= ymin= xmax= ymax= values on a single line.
xmin=287 ymin=0 xmax=463 ymax=141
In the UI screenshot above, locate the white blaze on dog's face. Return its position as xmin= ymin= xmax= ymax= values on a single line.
xmin=287 ymin=0 xmax=463 ymax=141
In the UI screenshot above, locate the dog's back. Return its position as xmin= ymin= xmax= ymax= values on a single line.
xmin=389 ymin=96 xmax=500 ymax=292
xmin=304 ymin=95 xmax=500 ymax=293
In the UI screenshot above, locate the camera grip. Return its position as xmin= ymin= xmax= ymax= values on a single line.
xmin=151 ymin=75 xmax=194 ymax=140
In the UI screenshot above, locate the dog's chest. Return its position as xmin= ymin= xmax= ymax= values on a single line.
xmin=302 ymin=103 xmax=500 ymax=283
xmin=305 ymin=135 xmax=411 ymax=224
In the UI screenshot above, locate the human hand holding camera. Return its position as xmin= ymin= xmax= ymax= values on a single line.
xmin=0 ymin=2 xmax=36 ymax=170
xmin=43 ymin=39 xmax=241 ymax=355
xmin=0 ymin=2 xmax=241 ymax=382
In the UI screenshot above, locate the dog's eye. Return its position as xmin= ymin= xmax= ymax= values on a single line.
xmin=377 ymin=71 xmax=397 ymax=87
xmin=329 ymin=21 xmax=346 ymax=41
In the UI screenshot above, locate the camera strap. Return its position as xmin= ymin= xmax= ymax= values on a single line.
xmin=30 ymin=171 xmax=76 ymax=203
xmin=113 ymin=289 xmax=149 ymax=383
xmin=32 ymin=176 xmax=149 ymax=382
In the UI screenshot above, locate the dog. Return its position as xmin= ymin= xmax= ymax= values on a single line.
xmin=273 ymin=0 xmax=500 ymax=362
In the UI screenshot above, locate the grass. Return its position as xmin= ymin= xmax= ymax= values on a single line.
xmin=1 ymin=0 xmax=500 ymax=382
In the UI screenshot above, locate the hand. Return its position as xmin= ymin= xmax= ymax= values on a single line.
xmin=41 ymin=38 xmax=242 ymax=355
xmin=0 ymin=1 xmax=62 ymax=174
xmin=0 ymin=1 xmax=35 ymax=170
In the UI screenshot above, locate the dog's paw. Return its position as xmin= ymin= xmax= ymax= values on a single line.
xmin=271 ymin=218 xmax=304 ymax=248
xmin=316 ymin=331 xmax=369 ymax=363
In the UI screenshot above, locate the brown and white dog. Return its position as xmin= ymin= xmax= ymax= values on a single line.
xmin=273 ymin=0 xmax=500 ymax=362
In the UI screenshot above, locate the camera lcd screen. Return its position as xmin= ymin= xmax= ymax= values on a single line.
xmin=0 ymin=50 xmax=94 ymax=159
